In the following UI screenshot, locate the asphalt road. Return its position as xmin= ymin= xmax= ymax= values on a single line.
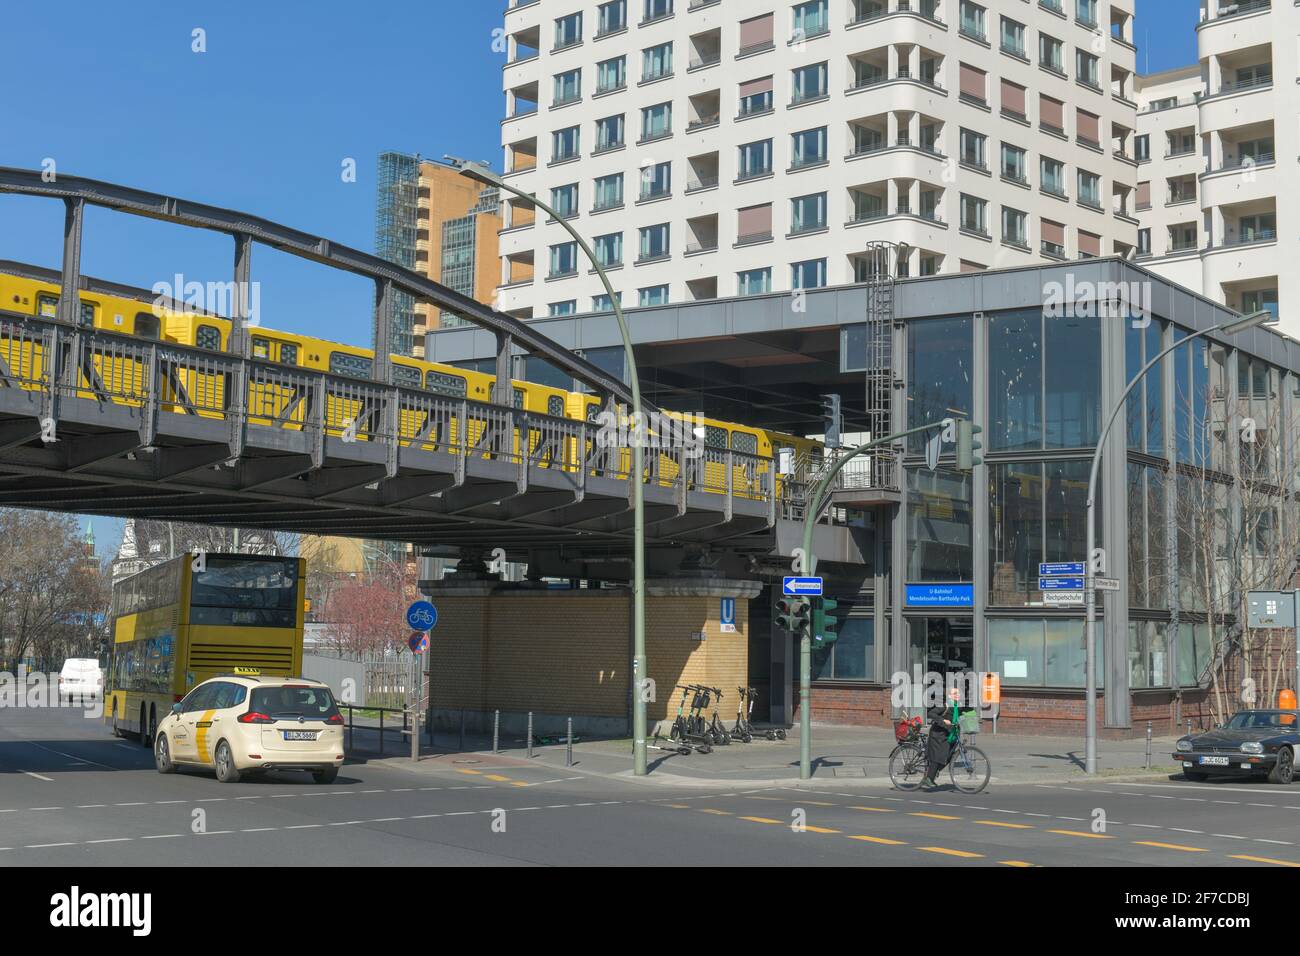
xmin=4 ymin=704 xmax=1300 ymax=867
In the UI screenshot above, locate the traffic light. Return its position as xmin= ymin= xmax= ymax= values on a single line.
xmin=812 ymin=597 xmax=839 ymax=645
xmin=955 ymin=419 xmax=983 ymax=470
xmin=776 ymin=597 xmax=811 ymax=638
xmin=820 ymin=393 xmax=842 ymax=449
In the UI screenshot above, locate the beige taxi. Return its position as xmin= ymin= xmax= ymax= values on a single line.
xmin=154 ymin=673 xmax=345 ymax=784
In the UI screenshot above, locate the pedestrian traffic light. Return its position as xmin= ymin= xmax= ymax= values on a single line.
xmin=955 ymin=419 xmax=983 ymax=470
xmin=776 ymin=597 xmax=811 ymax=638
xmin=812 ymin=597 xmax=839 ymax=645
xmin=820 ymin=393 xmax=842 ymax=449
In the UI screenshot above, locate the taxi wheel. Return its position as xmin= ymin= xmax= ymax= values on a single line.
xmin=154 ymin=731 xmax=176 ymax=774
xmin=1267 ymin=747 xmax=1295 ymax=785
xmin=313 ymin=767 xmax=339 ymax=785
xmin=214 ymin=741 xmax=241 ymax=784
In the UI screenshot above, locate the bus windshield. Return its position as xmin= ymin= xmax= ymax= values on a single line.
xmin=190 ymin=557 xmax=299 ymax=628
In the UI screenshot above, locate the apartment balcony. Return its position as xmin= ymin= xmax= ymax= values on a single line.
xmin=1200 ymin=155 xmax=1275 ymax=207
xmin=1198 ymin=2 xmax=1273 ymax=61
xmin=847 ymin=1 xmax=946 ymax=29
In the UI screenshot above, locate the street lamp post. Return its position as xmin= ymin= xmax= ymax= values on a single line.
xmin=1083 ymin=308 xmax=1274 ymax=774
xmin=448 ymin=158 xmax=651 ymax=776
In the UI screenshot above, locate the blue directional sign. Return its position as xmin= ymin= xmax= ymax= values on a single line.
xmin=783 ymin=576 xmax=824 ymax=596
xmin=406 ymin=601 xmax=438 ymax=631
xmin=1039 ymin=562 xmax=1085 ymax=577
xmin=1039 ymin=576 xmax=1085 ymax=590
xmin=905 ymin=583 xmax=974 ymax=608
xmin=720 ymin=597 xmax=736 ymax=633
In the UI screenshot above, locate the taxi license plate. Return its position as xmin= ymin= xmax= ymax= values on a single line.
xmin=283 ymin=730 xmax=318 ymax=741
xmin=1198 ymin=756 xmax=1229 ymax=766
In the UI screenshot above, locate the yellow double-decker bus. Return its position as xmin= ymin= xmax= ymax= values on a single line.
xmin=105 ymin=553 xmax=307 ymax=745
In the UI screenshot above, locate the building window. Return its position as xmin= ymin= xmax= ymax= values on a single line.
xmin=959 ymin=1 xmax=987 ymax=41
xmin=792 ymin=0 xmax=829 ymax=39
xmin=959 ymin=193 xmax=987 ymax=234
xmin=555 ymin=12 xmax=583 ymax=50
xmin=548 ymin=300 xmax=578 ymax=317
xmin=550 ymin=183 xmax=579 ymax=218
xmin=790 ymin=127 xmax=828 ymax=168
xmin=737 ymin=267 xmax=772 ymax=296
xmin=553 ymin=68 xmax=582 ymax=106
xmin=1040 ymin=157 xmax=1065 ymax=196
xmin=739 ymin=77 xmax=774 ymax=116
xmin=549 ymin=241 xmax=578 ymax=278
xmin=791 ymin=258 xmax=827 ymax=289
xmin=790 ymin=192 xmax=827 ymax=233
xmin=593 ymin=232 xmax=623 ymax=267
xmin=596 ymin=56 xmax=626 ymax=92
xmin=907 ymin=315 xmax=972 ymax=451
xmin=999 ymin=16 xmax=1025 ymax=57
xmin=1001 ymin=143 xmax=1027 ymax=183
xmin=597 ymin=0 xmax=627 ymax=36
xmin=592 ymin=292 xmax=622 ymax=313
xmin=593 ymin=172 xmax=624 ymax=210
xmin=595 ymin=114 xmax=624 ymax=152
xmin=640 ymin=102 xmax=672 ymax=141
xmin=907 ymin=466 xmax=973 ymax=581
xmin=639 ymin=161 xmax=671 ymax=200
xmin=642 ymin=42 xmax=673 ymax=81
xmin=1076 ymin=0 xmax=1098 ymax=26
xmin=1001 ymin=206 xmax=1027 ymax=246
xmin=1039 ymin=34 xmax=1063 ymax=74
xmin=959 ymin=128 xmax=986 ymax=169
xmin=1134 ymin=134 xmax=1149 ymax=161
xmin=552 ymin=126 xmax=580 ymax=162
xmin=738 ymin=139 xmax=773 ymax=179
xmin=639 ymin=284 xmax=669 ymax=306
xmin=638 ymin=223 xmax=670 ymax=261
xmin=989 ymin=619 xmax=1103 ymax=688
xmin=1077 ymin=170 xmax=1100 ymax=207
xmin=1137 ymin=228 xmax=1150 ymax=256
xmin=791 ymin=61 xmax=829 ymax=103
xmin=643 ymin=0 xmax=673 ymax=23
xmin=1075 ymin=49 xmax=1099 ymax=88
xmin=1241 ymin=288 xmax=1279 ymax=320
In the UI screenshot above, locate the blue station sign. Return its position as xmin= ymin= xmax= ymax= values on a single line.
xmin=905 ymin=583 xmax=974 ymax=608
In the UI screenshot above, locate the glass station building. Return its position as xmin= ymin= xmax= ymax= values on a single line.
xmin=427 ymin=258 xmax=1299 ymax=736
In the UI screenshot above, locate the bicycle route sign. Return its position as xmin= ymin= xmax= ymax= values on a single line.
xmin=406 ymin=601 xmax=438 ymax=631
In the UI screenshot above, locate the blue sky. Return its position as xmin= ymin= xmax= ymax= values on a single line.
xmin=0 ymin=0 xmax=1200 ymax=559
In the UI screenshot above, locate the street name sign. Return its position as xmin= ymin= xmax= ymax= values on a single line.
xmin=783 ymin=577 xmax=823 ymax=596
xmin=1093 ymin=577 xmax=1121 ymax=592
xmin=1043 ymin=591 xmax=1084 ymax=606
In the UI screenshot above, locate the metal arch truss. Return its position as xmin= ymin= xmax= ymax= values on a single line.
xmin=0 ymin=166 xmax=636 ymax=407
xmin=0 ymin=310 xmax=786 ymax=554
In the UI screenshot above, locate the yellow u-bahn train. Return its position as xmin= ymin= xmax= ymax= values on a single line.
xmin=0 ymin=263 xmax=822 ymax=493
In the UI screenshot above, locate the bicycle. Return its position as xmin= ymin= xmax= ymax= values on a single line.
xmin=888 ymin=710 xmax=991 ymax=794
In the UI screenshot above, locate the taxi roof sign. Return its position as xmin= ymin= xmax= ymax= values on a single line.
xmin=232 ymin=666 xmax=262 ymax=676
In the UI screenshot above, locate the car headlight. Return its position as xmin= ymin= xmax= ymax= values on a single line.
xmin=1176 ymin=739 xmax=1192 ymax=752
xmin=1239 ymin=741 xmax=1264 ymax=755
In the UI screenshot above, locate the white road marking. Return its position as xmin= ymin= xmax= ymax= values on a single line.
xmin=20 ymin=771 xmax=53 ymax=782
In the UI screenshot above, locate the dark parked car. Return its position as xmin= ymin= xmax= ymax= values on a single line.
xmin=1173 ymin=710 xmax=1298 ymax=784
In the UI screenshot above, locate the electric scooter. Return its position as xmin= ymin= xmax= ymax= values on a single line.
xmin=704 ymin=686 xmax=732 ymax=745
xmin=665 ymin=684 xmax=714 ymax=753
xmin=732 ymin=686 xmax=784 ymax=741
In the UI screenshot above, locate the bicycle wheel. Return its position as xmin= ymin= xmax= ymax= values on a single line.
xmin=949 ymin=744 xmax=991 ymax=794
xmin=888 ymin=743 xmax=927 ymax=791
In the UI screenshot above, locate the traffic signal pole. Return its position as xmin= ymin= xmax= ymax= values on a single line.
xmin=796 ymin=420 xmax=951 ymax=780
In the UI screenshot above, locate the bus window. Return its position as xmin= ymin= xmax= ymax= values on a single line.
xmin=134 ymin=312 xmax=161 ymax=339
xmin=392 ymin=364 xmax=421 ymax=388
xmin=189 ymin=556 xmax=299 ymax=628
xmin=252 ymin=337 xmax=271 ymax=360
xmin=329 ymin=352 xmax=373 ymax=379
xmin=196 ymin=324 xmax=222 ymax=351
xmin=548 ymin=395 xmax=566 ymax=418
xmin=425 ymin=370 xmax=467 ymax=398
xmin=279 ymin=342 xmax=298 ymax=366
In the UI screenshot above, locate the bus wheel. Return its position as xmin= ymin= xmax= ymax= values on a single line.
xmin=111 ymin=704 xmax=123 ymax=739
xmin=139 ymin=704 xmax=149 ymax=745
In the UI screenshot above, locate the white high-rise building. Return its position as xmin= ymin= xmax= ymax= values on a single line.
xmin=496 ymin=0 xmax=1140 ymax=318
xmin=1135 ymin=0 xmax=1294 ymax=332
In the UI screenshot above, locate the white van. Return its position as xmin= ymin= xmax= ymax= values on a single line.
xmin=59 ymin=658 xmax=103 ymax=702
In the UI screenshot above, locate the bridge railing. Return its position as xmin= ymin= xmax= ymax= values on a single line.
xmin=0 ymin=312 xmax=788 ymax=513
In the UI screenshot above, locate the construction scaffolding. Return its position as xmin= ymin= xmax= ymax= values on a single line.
xmin=374 ymin=151 xmax=420 ymax=357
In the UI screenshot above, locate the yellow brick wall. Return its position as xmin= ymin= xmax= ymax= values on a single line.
xmin=426 ymin=590 xmax=749 ymax=725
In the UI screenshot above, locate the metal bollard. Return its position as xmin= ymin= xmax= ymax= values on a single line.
xmin=459 ymin=708 xmax=466 ymax=751
xmin=1145 ymin=721 xmax=1152 ymax=770
xmin=1187 ymin=718 xmax=1192 ymax=736
xmin=493 ymin=709 xmax=500 ymax=754
xmin=527 ymin=712 xmax=534 ymax=758
xmin=566 ymin=717 xmax=573 ymax=768
xmin=379 ymin=709 xmax=385 ymax=757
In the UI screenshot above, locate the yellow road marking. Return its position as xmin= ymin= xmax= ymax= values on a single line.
xmin=1134 ymin=840 xmax=1207 ymax=852
xmin=848 ymin=834 xmax=906 ymax=846
xmin=976 ymin=820 xmax=1034 ymax=829
xmin=910 ymin=812 xmax=960 ymax=820
xmin=745 ymin=795 xmax=783 ymax=801
xmin=1230 ymin=855 xmax=1300 ymax=867
xmin=803 ymin=825 xmax=841 ymax=834
xmin=664 ymin=803 xmax=691 ymax=809
xmin=920 ymin=846 xmax=983 ymax=858
xmin=455 ymin=768 xmax=483 ymax=776
xmin=1001 ymin=861 xmax=1036 ymax=867
xmin=850 ymin=806 xmax=895 ymax=813
xmin=484 ymin=774 xmax=511 ymax=782
xmin=803 ymin=801 xmax=836 ymax=807
xmin=739 ymin=816 xmax=782 ymax=825
xmin=1047 ymin=829 xmax=1112 ymax=839
xmin=509 ymin=781 xmax=529 ymax=788
xmin=698 ymin=808 xmax=732 ymax=816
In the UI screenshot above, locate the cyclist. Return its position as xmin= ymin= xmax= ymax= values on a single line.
xmin=920 ymin=688 xmax=962 ymax=789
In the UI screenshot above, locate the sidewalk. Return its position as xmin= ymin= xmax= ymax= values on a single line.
xmin=343 ymin=719 xmax=1183 ymax=789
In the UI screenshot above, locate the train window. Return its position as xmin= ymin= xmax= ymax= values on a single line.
xmin=36 ymin=294 xmax=57 ymax=318
xmin=196 ymin=325 xmax=222 ymax=351
xmin=79 ymin=301 xmax=96 ymax=327
xmin=134 ymin=312 xmax=160 ymax=339
xmin=392 ymin=365 xmax=421 ymax=388
xmin=731 ymin=432 xmax=758 ymax=457
xmin=279 ymin=342 xmax=298 ymax=366
xmin=329 ymin=352 xmax=373 ymax=379
xmin=586 ymin=402 xmax=604 ymax=423
xmin=252 ymin=337 xmax=271 ymax=360
xmin=704 ymin=426 xmax=728 ymax=450
xmin=425 ymin=370 xmax=467 ymax=398
xmin=548 ymin=396 xmax=566 ymax=417
xmin=512 ymin=388 xmax=525 ymax=409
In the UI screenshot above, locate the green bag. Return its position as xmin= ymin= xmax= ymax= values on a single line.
xmin=958 ymin=710 xmax=980 ymax=734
